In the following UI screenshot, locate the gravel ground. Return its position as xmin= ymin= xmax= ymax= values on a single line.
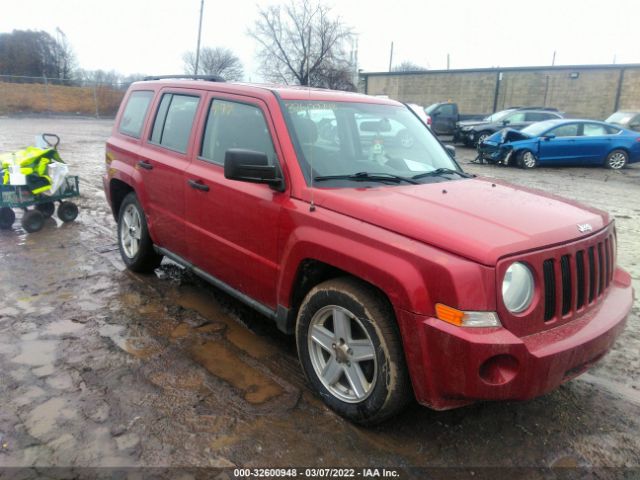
xmin=0 ymin=117 xmax=639 ymax=476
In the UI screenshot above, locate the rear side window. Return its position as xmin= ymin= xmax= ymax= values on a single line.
xmin=200 ymin=100 xmax=277 ymax=165
xmin=150 ymin=94 xmax=200 ymax=154
xmin=119 ymin=91 xmax=153 ymax=138
xmin=526 ymin=112 xmax=554 ymax=122
xmin=583 ymin=123 xmax=610 ymax=136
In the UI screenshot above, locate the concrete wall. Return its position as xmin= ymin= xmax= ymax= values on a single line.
xmin=362 ymin=64 xmax=640 ymax=120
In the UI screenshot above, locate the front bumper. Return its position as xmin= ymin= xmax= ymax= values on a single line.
xmin=454 ymin=128 xmax=476 ymax=144
xmin=397 ymin=268 xmax=633 ymax=410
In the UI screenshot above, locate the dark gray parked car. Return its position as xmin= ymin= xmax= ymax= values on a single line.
xmin=606 ymin=111 xmax=640 ymax=132
xmin=454 ymin=107 xmax=563 ymax=147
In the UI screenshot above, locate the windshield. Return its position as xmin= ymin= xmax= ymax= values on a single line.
xmin=606 ymin=112 xmax=635 ymax=124
xmin=483 ymin=109 xmax=515 ymax=122
xmin=284 ymin=101 xmax=462 ymax=187
xmin=521 ymin=120 xmax=560 ymax=137
xmin=424 ymin=103 xmax=440 ymax=114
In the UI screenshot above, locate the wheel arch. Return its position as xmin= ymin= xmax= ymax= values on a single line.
xmin=109 ymin=178 xmax=134 ymax=221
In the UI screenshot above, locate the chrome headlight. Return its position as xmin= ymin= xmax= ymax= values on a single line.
xmin=502 ymin=262 xmax=534 ymax=313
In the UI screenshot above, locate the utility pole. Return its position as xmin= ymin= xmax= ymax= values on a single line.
xmin=194 ymin=0 xmax=205 ymax=75
xmin=447 ymin=53 xmax=450 ymax=70
xmin=551 ymin=50 xmax=556 ymax=66
xmin=388 ymin=41 xmax=394 ymax=72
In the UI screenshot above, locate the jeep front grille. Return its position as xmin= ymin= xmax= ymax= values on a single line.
xmin=542 ymin=234 xmax=615 ymax=322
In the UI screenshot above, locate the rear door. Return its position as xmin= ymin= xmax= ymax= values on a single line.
xmin=184 ymin=93 xmax=285 ymax=309
xmin=137 ymin=89 xmax=202 ymax=258
xmin=579 ymin=122 xmax=616 ymax=163
xmin=432 ymin=103 xmax=457 ymax=135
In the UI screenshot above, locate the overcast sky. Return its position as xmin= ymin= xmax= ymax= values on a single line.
xmin=1 ymin=0 xmax=639 ymax=80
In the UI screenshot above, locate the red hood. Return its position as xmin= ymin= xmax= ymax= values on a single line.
xmin=311 ymin=177 xmax=609 ymax=266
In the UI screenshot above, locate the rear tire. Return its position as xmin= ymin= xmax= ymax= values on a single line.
xmin=296 ymin=277 xmax=411 ymax=425
xmin=0 ymin=207 xmax=15 ymax=230
xmin=605 ymin=149 xmax=627 ymax=170
xmin=517 ymin=150 xmax=538 ymax=169
xmin=117 ymin=192 xmax=162 ymax=273
xmin=36 ymin=202 xmax=55 ymax=218
xmin=21 ymin=210 xmax=44 ymax=233
xmin=475 ymin=131 xmax=491 ymax=148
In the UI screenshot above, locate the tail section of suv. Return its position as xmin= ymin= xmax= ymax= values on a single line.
xmin=104 ymin=78 xmax=631 ymax=424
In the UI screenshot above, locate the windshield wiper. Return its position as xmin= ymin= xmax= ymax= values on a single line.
xmin=314 ymin=171 xmax=420 ymax=185
xmin=411 ymin=168 xmax=473 ymax=180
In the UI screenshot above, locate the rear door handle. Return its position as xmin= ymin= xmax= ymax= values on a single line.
xmin=138 ymin=160 xmax=153 ymax=170
xmin=187 ymin=179 xmax=210 ymax=192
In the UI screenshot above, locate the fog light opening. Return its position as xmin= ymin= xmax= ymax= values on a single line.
xmin=479 ymin=354 xmax=519 ymax=386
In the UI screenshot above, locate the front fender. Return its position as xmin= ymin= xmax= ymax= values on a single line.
xmin=276 ymin=206 xmax=497 ymax=316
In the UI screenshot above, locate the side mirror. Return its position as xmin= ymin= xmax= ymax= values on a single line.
xmin=542 ymin=134 xmax=556 ymax=140
xmin=432 ymin=110 xmax=441 ymax=117
xmin=224 ymin=149 xmax=284 ymax=191
xmin=445 ymin=145 xmax=456 ymax=158
xmin=502 ymin=120 xmax=510 ymax=126
xmin=629 ymin=123 xmax=640 ymax=129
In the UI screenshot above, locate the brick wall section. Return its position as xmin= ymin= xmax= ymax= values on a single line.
xmin=618 ymin=69 xmax=640 ymax=111
xmin=363 ymin=65 xmax=640 ymax=120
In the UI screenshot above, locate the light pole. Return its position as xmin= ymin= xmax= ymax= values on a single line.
xmin=194 ymin=0 xmax=204 ymax=75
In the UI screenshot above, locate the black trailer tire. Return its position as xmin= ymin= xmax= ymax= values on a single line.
xmin=57 ymin=201 xmax=79 ymax=222
xmin=36 ymin=202 xmax=55 ymax=218
xmin=0 ymin=207 xmax=15 ymax=229
xmin=21 ymin=210 xmax=45 ymax=233
xmin=296 ymin=277 xmax=412 ymax=425
xmin=117 ymin=192 xmax=162 ymax=273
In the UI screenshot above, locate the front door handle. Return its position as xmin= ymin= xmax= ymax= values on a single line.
xmin=187 ymin=179 xmax=210 ymax=192
xmin=138 ymin=160 xmax=153 ymax=170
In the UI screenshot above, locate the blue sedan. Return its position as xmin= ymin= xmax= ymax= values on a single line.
xmin=478 ymin=119 xmax=640 ymax=169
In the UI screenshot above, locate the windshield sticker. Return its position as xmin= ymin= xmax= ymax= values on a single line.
xmin=286 ymin=102 xmax=338 ymax=113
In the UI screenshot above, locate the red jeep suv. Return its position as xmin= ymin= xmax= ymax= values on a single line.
xmin=103 ymin=77 xmax=633 ymax=424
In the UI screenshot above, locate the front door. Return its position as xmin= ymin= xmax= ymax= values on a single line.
xmin=184 ymin=95 xmax=285 ymax=309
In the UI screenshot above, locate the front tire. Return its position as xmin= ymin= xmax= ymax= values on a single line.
xmin=117 ymin=192 xmax=162 ymax=273
xmin=517 ymin=149 xmax=538 ymax=169
xmin=21 ymin=210 xmax=44 ymax=233
xmin=296 ymin=277 xmax=411 ymax=425
xmin=605 ymin=149 xmax=627 ymax=170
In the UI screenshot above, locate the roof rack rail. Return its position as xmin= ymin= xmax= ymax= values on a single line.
xmin=142 ymin=74 xmax=225 ymax=82
xmin=512 ymin=106 xmax=559 ymax=111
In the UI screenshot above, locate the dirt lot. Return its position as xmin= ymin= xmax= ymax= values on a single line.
xmin=0 ymin=117 xmax=639 ymax=476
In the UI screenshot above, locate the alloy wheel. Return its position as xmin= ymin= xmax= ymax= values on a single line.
xmin=608 ymin=151 xmax=627 ymax=169
xmin=307 ymin=305 xmax=377 ymax=403
xmin=120 ymin=204 xmax=142 ymax=258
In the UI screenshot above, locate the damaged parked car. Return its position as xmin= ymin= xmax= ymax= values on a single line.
xmin=455 ymin=107 xmax=563 ymax=147
xmin=477 ymin=119 xmax=640 ymax=169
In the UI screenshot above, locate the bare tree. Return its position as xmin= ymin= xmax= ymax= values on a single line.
xmin=392 ymin=61 xmax=428 ymax=72
xmin=183 ymin=47 xmax=244 ymax=81
xmin=249 ymin=0 xmax=354 ymax=88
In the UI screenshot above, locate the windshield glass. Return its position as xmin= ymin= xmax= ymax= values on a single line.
xmin=606 ymin=112 xmax=635 ymax=124
xmin=424 ymin=103 xmax=440 ymax=114
xmin=521 ymin=120 xmax=560 ymax=137
xmin=484 ymin=109 xmax=515 ymax=122
xmin=284 ymin=101 xmax=462 ymax=187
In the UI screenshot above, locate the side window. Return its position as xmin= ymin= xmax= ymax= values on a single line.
xmin=119 ymin=91 xmax=153 ymax=138
xmin=438 ymin=104 xmax=455 ymax=116
xmin=583 ymin=123 xmax=609 ymax=136
xmin=200 ymin=99 xmax=277 ymax=166
xmin=149 ymin=94 xmax=200 ymax=154
xmin=526 ymin=112 xmax=547 ymax=122
xmin=505 ymin=112 xmax=526 ymax=123
xmin=549 ymin=124 xmax=579 ymax=137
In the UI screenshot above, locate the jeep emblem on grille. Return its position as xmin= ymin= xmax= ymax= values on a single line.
xmin=577 ymin=223 xmax=593 ymax=233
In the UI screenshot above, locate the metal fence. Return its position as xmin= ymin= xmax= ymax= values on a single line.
xmin=0 ymin=74 xmax=131 ymax=118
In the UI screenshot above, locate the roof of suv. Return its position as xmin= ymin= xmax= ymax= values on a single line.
xmin=132 ymin=78 xmax=400 ymax=105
